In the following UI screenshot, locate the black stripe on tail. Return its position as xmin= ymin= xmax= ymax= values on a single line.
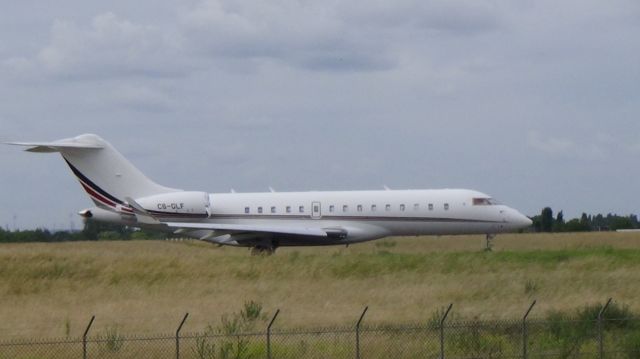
xmin=63 ymin=157 xmax=125 ymax=206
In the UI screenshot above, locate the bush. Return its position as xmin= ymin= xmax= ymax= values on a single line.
xmin=452 ymin=321 xmax=506 ymax=358
xmin=538 ymin=301 xmax=637 ymax=357
xmin=241 ymin=300 xmax=264 ymax=322
xmin=102 ymin=326 xmax=124 ymax=352
xmin=194 ymin=301 xmax=266 ymax=359
xmin=622 ymin=331 xmax=640 ymax=358
xmin=98 ymin=231 xmax=123 ymax=241
xmin=576 ymin=301 xmax=635 ymax=329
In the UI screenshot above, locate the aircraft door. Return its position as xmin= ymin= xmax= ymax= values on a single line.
xmin=311 ymin=201 xmax=321 ymax=219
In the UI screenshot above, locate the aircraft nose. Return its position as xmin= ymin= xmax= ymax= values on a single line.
xmin=509 ymin=210 xmax=532 ymax=228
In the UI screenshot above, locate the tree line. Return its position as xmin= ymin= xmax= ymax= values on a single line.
xmin=0 ymin=221 xmax=166 ymax=243
xmin=529 ymin=207 xmax=639 ymax=232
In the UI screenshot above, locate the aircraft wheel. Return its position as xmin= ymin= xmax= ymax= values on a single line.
xmin=251 ymin=246 xmax=276 ymax=256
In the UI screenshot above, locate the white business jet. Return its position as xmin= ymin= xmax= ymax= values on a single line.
xmin=9 ymin=134 xmax=531 ymax=253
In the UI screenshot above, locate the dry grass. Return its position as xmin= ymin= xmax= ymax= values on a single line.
xmin=1 ymin=232 xmax=639 ymax=339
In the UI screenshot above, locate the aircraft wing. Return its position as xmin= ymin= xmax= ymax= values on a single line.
xmin=165 ymin=222 xmax=330 ymax=237
xmin=126 ymin=197 xmax=347 ymax=244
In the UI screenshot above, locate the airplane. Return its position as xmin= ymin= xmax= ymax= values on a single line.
xmin=8 ymin=134 xmax=532 ymax=254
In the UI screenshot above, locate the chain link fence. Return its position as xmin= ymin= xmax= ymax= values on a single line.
xmin=1 ymin=313 xmax=639 ymax=358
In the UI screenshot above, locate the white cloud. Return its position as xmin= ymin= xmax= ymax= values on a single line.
xmin=341 ymin=0 xmax=502 ymax=34
xmin=179 ymin=1 xmax=391 ymax=71
xmin=179 ymin=0 xmax=503 ymax=72
xmin=527 ymin=131 xmax=607 ymax=160
xmin=110 ymin=84 xmax=173 ymax=112
xmin=527 ymin=131 xmax=577 ymax=154
xmin=8 ymin=12 xmax=186 ymax=80
xmin=3 ymin=1 xmax=507 ymax=79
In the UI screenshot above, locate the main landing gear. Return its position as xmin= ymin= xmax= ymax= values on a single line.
xmin=250 ymin=245 xmax=276 ymax=256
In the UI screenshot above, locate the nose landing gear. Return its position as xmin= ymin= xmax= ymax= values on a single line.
xmin=485 ymin=233 xmax=495 ymax=252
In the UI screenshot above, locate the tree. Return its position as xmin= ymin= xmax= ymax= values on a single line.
xmin=81 ymin=220 xmax=132 ymax=240
xmin=564 ymin=219 xmax=589 ymax=232
xmin=531 ymin=215 xmax=542 ymax=232
xmin=610 ymin=216 xmax=633 ymax=231
xmin=593 ymin=214 xmax=605 ymax=231
xmin=579 ymin=213 xmax=590 ymax=230
xmin=541 ymin=207 xmax=554 ymax=232
xmin=554 ymin=211 xmax=565 ymax=232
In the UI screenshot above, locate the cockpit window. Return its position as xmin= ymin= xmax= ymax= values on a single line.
xmin=472 ymin=198 xmax=500 ymax=206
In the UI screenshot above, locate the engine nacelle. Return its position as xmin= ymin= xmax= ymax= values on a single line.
xmin=136 ymin=191 xmax=211 ymax=218
xmin=78 ymin=207 xmax=136 ymax=225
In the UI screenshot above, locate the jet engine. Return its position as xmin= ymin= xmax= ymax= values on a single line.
xmin=78 ymin=207 xmax=136 ymax=225
xmin=135 ymin=191 xmax=211 ymax=218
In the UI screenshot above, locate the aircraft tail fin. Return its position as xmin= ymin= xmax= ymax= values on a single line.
xmin=7 ymin=134 xmax=178 ymax=211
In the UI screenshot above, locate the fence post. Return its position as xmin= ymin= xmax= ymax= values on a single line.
xmin=82 ymin=315 xmax=95 ymax=359
xmin=522 ymin=300 xmax=536 ymax=359
xmin=439 ymin=304 xmax=453 ymax=359
xmin=267 ymin=309 xmax=280 ymax=359
xmin=598 ymin=298 xmax=612 ymax=359
xmin=175 ymin=313 xmax=189 ymax=359
xmin=355 ymin=306 xmax=368 ymax=359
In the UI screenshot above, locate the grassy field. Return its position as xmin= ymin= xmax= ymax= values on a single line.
xmin=1 ymin=232 xmax=639 ymax=339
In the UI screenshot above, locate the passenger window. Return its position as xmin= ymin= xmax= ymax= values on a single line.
xmin=385 ymin=204 xmax=391 ymax=211
xmin=343 ymin=205 xmax=348 ymax=212
xmin=414 ymin=203 xmax=419 ymax=211
xmin=428 ymin=203 xmax=434 ymax=211
xmin=258 ymin=207 xmax=263 ymax=214
xmin=299 ymin=206 xmax=304 ymax=213
xmin=329 ymin=205 xmax=335 ymax=212
xmin=357 ymin=205 xmax=363 ymax=212
xmin=286 ymin=206 xmax=291 ymax=213
xmin=444 ymin=203 xmax=449 ymax=210
xmin=271 ymin=206 xmax=276 ymax=213
xmin=244 ymin=207 xmax=250 ymax=214
xmin=371 ymin=204 xmax=377 ymax=211
xmin=400 ymin=204 xmax=405 ymax=211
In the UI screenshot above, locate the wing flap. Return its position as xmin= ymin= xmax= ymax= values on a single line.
xmin=165 ymin=222 xmax=329 ymax=237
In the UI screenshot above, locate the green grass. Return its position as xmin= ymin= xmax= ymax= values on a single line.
xmin=0 ymin=232 xmax=639 ymax=339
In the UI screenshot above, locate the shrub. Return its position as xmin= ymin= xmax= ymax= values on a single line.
xmin=103 ymin=326 xmax=124 ymax=352
xmin=452 ymin=321 xmax=506 ymax=358
xmin=576 ymin=301 xmax=635 ymax=329
xmin=193 ymin=301 xmax=266 ymax=359
xmin=524 ymin=279 xmax=539 ymax=296
xmin=241 ymin=300 xmax=264 ymax=322
xmin=428 ymin=306 xmax=456 ymax=328
xmin=622 ymin=331 xmax=640 ymax=358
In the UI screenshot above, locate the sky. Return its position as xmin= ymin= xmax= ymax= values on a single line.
xmin=1 ymin=0 xmax=639 ymax=230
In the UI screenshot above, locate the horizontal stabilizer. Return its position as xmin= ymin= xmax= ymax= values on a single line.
xmin=6 ymin=139 xmax=103 ymax=153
